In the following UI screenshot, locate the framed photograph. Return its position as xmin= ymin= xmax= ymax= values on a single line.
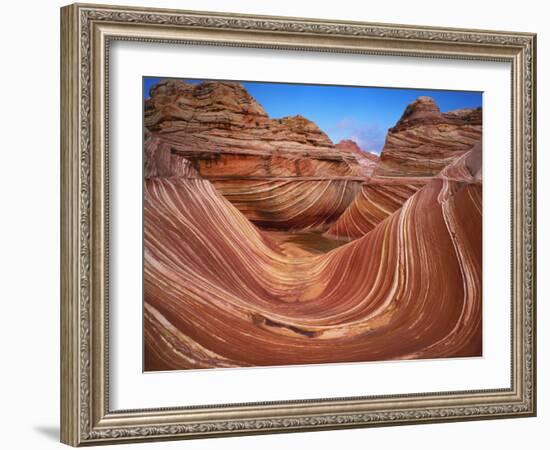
xmin=60 ymin=3 xmax=537 ymax=446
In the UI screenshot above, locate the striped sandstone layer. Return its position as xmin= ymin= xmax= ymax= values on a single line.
xmin=325 ymin=177 xmax=429 ymax=239
xmin=144 ymin=144 xmax=482 ymax=370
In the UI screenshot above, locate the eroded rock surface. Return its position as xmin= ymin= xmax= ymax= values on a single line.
xmin=374 ymin=96 xmax=482 ymax=177
xmin=144 ymin=80 xmax=371 ymax=229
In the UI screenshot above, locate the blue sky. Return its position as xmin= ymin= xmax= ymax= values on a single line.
xmin=144 ymin=77 xmax=482 ymax=153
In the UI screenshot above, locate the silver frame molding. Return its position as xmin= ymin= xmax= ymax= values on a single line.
xmin=60 ymin=3 xmax=536 ymax=446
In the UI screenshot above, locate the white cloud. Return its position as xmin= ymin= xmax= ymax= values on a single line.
xmin=331 ymin=118 xmax=387 ymax=153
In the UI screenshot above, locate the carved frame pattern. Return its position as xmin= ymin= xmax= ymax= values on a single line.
xmin=60 ymin=3 xmax=536 ymax=446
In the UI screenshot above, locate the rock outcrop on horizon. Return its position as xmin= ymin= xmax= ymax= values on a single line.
xmin=326 ymin=96 xmax=482 ymax=239
xmin=374 ymin=96 xmax=482 ymax=178
xmin=335 ymin=139 xmax=379 ymax=178
xmin=144 ymin=80 xmax=371 ymax=230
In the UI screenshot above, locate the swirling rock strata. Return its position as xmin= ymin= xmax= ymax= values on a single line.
xmin=144 ymin=144 xmax=482 ymax=369
xmin=325 ymin=177 xmax=428 ymax=239
xmin=210 ymin=178 xmax=363 ymax=230
xmin=144 ymin=80 xmax=371 ymax=230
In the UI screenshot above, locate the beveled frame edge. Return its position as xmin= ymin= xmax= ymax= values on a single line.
xmin=60 ymin=2 xmax=537 ymax=446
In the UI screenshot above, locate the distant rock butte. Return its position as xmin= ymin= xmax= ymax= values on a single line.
xmin=374 ymin=96 xmax=482 ymax=178
xmin=326 ymin=96 xmax=482 ymax=239
xmin=335 ymin=139 xmax=378 ymax=159
xmin=335 ymin=139 xmax=379 ymax=178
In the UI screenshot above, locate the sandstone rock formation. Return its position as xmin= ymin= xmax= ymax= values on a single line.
xmin=143 ymin=81 xmax=483 ymax=370
xmin=374 ymin=96 xmax=482 ymax=178
xmin=325 ymin=178 xmax=427 ymax=239
xmin=144 ymin=149 xmax=482 ymax=369
xmin=144 ymin=80 xmax=371 ymax=230
xmin=335 ymin=139 xmax=379 ymax=178
xmin=326 ymin=96 xmax=482 ymax=239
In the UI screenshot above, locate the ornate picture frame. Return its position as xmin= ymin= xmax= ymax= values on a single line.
xmin=60 ymin=3 xmax=536 ymax=446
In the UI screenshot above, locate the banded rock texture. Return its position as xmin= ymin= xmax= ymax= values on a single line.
xmin=326 ymin=97 xmax=482 ymax=239
xmin=325 ymin=177 xmax=428 ymax=239
xmin=144 ymin=143 xmax=482 ymax=370
xmin=144 ymin=79 xmax=371 ymax=230
xmin=374 ymin=96 xmax=482 ymax=178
